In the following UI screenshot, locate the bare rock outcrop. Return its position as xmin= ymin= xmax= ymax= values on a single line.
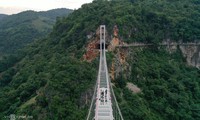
xmin=180 ymin=45 xmax=200 ymax=69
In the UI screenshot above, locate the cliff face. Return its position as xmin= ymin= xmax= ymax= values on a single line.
xmin=83 ymin=26 xmax=200 ymax=82
xmin=179 ymin=45 xmax=200 ymax=69
xmin=83 ymin=27 xmax=110 ymax=62
xmin=110 ymin=47 xmax=131 ymax=80
xmin=164 ymin=42 xmax=200 ymax=68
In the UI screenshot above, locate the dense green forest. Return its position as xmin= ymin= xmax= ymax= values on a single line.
xmin=59 ymin=0 xmax=200 ymax=44
xmin=114 ymin=48 xmax=200 ymax=120
xmin=0 ymin=8 xmax=72 ymax=56
xmin=0 ymin=0 xmax=200 ymax=119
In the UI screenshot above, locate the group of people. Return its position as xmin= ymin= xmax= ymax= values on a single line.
xmin=99 ymin=89 xmax=108 ymax=105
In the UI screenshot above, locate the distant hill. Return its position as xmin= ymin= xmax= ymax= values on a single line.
xmin=0 ymin=8 xmax=73 ymax=56
xmin=39 ymin=8 xmax=73 ymax=19
xmin=0 ymin=14 xmax=8 ymax=20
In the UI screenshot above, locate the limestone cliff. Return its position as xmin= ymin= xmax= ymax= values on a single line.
xmin=162 ymin=41 xmax=200 ymax=68
xmin=179 ymin=45 xmax=200 ymax=69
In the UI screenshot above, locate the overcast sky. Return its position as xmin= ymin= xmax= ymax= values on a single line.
xmin=0 ymin=0 xmax=93 ymax=15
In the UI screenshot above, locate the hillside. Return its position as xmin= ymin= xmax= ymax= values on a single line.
xmin=0 ymin=8 xmax=73 ymax=56
xmin=0 ymin=14 xmax=7 ymax=20
xmin=112 ymin=47 xmax=200 ymax=120
xmin=0 ymin=0 xmax=200 ymax=120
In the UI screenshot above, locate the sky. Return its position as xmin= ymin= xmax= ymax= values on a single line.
xmin=0 ymin=0 xmax=93 ymax=15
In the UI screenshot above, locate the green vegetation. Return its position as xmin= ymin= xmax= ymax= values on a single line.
xmin=0 ymin=8 xmax=72 ymax=56
xmin=0 ymin=14 xmax=7 ymax=20
xmin=115 ymin=48 xmax=200 ymax=120
xmin=0 ymin=0 xmax=199 ymax=119
xmin=0 ymin=38 xmax=98 ymax=119
xmin=60 ymin=0 xmax=200 ymax=44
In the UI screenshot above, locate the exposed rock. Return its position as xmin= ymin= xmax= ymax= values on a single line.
xmin=108 ymin=37 xmax=120 ymax=51
xmin=180 ymin=45 xmax=200 ymax=69
xmin=108 ymin=25 xmax=120 ymax=51
xmin=108 ymin=25 xmax=131 ymax=80
xmin=110 ymin=61 xmax=115 ymax=80
xmin=113 ymin=25 xmax=119 ymax=37
xmin=83 ymin=26 xmax=110 ymax=62
xmin=83 ymin=39 xmax=99 ymax=62
xmin=126 ymin=82 xmax=141 ymax=93
xmin=110 ymin=47 xmax=131 ymax=81
xmin=162 ymin=40 xmax=200 ymax=68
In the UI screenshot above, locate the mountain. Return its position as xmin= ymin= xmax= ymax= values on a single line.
xmin=0 ymin=14 xmax=8 ymax=20
xmin=0 ymin=8 xmax=73 ymax=56
xmin=39 ymin=8 xmax=73 ymax=19
xmin=0 ymin=0 xmax=200 ymax=120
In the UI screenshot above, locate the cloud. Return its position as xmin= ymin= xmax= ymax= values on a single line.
xmin=0 ymin=7 xmax=30 ymax=15
xmin=0 ymin=0 xmax=93 ymax=14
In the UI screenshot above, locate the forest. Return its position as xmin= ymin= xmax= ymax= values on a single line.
xmin=0 ymin=0 xmax=199 ymax=119
xmin=114 ymin=48 xmax=200 ymax=119
xmin=0 ymin=8 xmax=72 ymax=56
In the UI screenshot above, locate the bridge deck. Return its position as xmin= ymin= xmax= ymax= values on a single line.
xmin=95 ymin=25 xmax=113 ymax=120
xmin=87 ymin=25 xmax=123 ymax=120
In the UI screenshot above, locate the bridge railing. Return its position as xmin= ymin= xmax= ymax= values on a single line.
xmin=104 ymin=46 xmax=124 ymax=120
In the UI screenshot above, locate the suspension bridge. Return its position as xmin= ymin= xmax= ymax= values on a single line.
xmin=86 ymin=25 xmax=124 ymax=120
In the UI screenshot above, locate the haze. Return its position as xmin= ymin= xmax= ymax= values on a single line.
xmin=0 ymin=0 xmax=93 ymax=15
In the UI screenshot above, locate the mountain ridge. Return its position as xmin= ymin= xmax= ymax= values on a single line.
xmin=0 ymin=8 xmax=73 ymax=56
